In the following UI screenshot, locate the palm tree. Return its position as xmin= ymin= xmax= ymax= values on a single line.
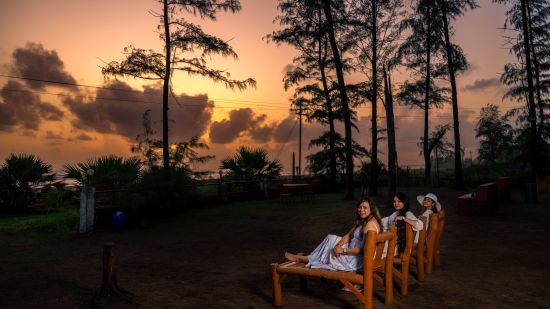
xmin=63 ymin=155 xmax=141 ymax=189
xmin=0 ymin=153 xmax=54 ymax=212
xmin=220 ymin=147 xmax=282 ymax=180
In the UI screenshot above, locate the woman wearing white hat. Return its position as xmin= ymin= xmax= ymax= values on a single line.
xmin=416 ymin=193 xmax=442 ymax=230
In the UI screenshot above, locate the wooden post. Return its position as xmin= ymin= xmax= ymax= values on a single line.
xmin=271 ymin=263 xmax=282 ymax=306
xmin=101 ymin=242 xmax=117 ymax=294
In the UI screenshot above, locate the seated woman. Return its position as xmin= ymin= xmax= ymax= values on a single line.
xmin=284 ymin=197 xmax=382 ymax=272
xmin=383 ymin=192 xmax=423 ymax=254
xmin=416 ymin=192 xmax=442 ymax=230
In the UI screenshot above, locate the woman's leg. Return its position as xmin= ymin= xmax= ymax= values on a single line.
xmin=284 ymin=252 xmax=309 ymax=263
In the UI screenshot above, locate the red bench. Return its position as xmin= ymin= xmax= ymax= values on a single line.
xmin=457 ymin=182 xmax=499 ymax=216
xmin=495 ymin=177 xmax=511 ymax=202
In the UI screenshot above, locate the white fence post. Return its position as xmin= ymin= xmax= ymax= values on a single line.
xmin=80 ymin=186 xmax=95 ymax=233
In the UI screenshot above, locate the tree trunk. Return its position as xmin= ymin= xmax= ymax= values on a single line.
xmin=519 ymin=0 xmax=539 ymax=178
xmin=526 ymin=2 xmax=545 ymax=137
xmin=323 ymin=0 xmax=354 ymax=199
xmin=438 ymin=0 xmax=464 ymax=189
xmin=369 ymin=0 xmax=379 ymax=196
xmin=423 ymin=1 xmax=432 ymax=182
xmin=101 ymin=243 xmax=118 ymax=294
xmin=318 ymin=35 xmax=337 ymax=188
xmin=384 ymin=66 xmax=397 ymax=203
xmin=162 ymin=0 xmax=171 ymax=176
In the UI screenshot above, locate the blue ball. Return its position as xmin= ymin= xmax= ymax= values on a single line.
xmin=112 ymin=211 xmax=126 ymax=229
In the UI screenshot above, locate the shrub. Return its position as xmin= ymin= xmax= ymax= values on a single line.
xmin=0 ymin=154 xmax=54 ymax=213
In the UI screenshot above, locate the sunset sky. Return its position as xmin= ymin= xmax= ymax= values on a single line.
xmin=0 ymin=0 xmax=520 ymax=175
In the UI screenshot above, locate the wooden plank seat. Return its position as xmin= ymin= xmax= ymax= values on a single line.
xmin=271 ymin=227 xmax=397 ymax=309
xmin=392 ymin=223 xmax=413 ymax=295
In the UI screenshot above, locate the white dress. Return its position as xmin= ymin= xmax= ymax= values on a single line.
xmin=306 ymin=226 xmax=365 ymax=271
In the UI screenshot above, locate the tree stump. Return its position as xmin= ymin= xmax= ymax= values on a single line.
xmin=92 ymin=242 xmax=135 ymax=306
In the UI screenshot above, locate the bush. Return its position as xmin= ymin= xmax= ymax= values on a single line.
xmin=0 ymin=154 xmax=54 ymax=214
xmin=131 ymin=167 xmax=199 ymax=220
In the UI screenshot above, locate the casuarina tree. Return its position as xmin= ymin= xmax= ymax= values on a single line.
xmin=102 ymin=0 xmax=256 ymax=181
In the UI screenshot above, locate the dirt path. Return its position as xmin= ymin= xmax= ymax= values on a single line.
xmin=1 ymin=188 xmax=549 ymax=308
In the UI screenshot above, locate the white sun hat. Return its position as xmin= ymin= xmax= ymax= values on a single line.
xmin=417 ymin=193 xmax=442 ymax=211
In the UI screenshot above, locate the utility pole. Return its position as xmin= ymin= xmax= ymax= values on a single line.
xmin=292 ymin=152 xmax=296 ymax=181
xmin=298 ymin=100 xmax=302 ymax=180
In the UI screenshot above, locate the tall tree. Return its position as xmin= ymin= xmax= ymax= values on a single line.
xmin=322 ymin=0 xmax=355 ymax=199
xmin=383 ymin=65 xmax=397 ymax=200
xmin=102 ymin=0 xmax=255 ymax=177
xmin=306 ymin=131 xmax=369 ymax=176
xmin=494 ymin=0 xmax=541 ymax=176
xmin=396 ymin=0 xmax=448 ymax=183
xmin=347 ymin=0 xmax=404 ymax=196
xmin=497 ymin=0 xmax=550 ymax=174
xmin=268 ymin=1 xmax=342 ymax=187
xmin=475 ymin=104 xmax=513 ymax=163
xmin=435 ymin=0 xmax=477 ymax=189
xmin=417 ymin=124 xmax=453 ymax=184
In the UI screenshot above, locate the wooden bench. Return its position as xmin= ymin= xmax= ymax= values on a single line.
xmin=271 ymin=227 xmax=397 ymax=309
xmin=457 ymin=183 xmax=499 ymax=216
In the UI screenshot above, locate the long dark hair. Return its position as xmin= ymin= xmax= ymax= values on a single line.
xmin=394 ymin=192 xmax=410 ymax=215
xmin=354 ymin=197 xmax=382 ymax=232
xmin=394 ymin=192 xmax=410 ymax=253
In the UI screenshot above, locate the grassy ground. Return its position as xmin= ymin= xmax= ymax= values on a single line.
xmin=0 ymin=206 xmax=78 ymax=240
xmin=1 ymin=187 xmax=549 ymax=308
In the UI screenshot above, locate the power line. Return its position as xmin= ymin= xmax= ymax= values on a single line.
xmin=274 ymin=120 xmax=298 ymax=161
xmin=0 ymin=73 xmax=292 ymax=107
xmin=1 ymin=88 xmax=289 ymax=111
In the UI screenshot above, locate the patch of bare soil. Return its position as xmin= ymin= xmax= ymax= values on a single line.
xmin=1 ymin=188 xmax=549 ymax=308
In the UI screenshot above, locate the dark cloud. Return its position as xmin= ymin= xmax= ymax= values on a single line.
xmin=45 ymin=131 xmax=64 ymax=140
xmin=67 ymin=132 xmax=94 ymax=142
xmin=75 ymin=133 xmax=94 ymax=141
xmin=0 ymin=80 xmax=64 ymax=132
xmin=462 ymin=78 xmax=501 ymax=92
xmin=272 ymin=116 xmax=297 ymax=143
xmin=208 ymin=109 xmax=306 ymax=145
xmin=10 ymin=42 xmax=77 ymax=90
xmin=249 ymin=125 xmax=274 ymax=143
xmin=62 ymin=80 xmax=213 ymax=142
xmin=209 ymin=108 xmax=265 ymax=144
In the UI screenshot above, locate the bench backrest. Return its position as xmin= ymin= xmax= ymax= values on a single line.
xmin=367 ymin=227 xmax=396 ymax=272
xmin=417 ymin=216 xmax=428 ymax=252
xmin=476 ymin=182 xmax=498 ymax=201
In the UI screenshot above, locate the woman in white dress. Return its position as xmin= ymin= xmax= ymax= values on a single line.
xmin=284 ymin=197 xmax=382 ymax=272
xmin=383 ymin=192 xmax=423 ymax=254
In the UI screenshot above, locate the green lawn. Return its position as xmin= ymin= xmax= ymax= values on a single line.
xmin=0 ymin=207 xmax=79 ymax=235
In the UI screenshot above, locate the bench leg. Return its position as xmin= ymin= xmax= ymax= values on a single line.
xmin=417 ymin=253 xmax=425 ymax=282
xmin=271 ymin=264 xmax=282 ymax=306
xmin=401 ymin=263 xmax=409 ymax=295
